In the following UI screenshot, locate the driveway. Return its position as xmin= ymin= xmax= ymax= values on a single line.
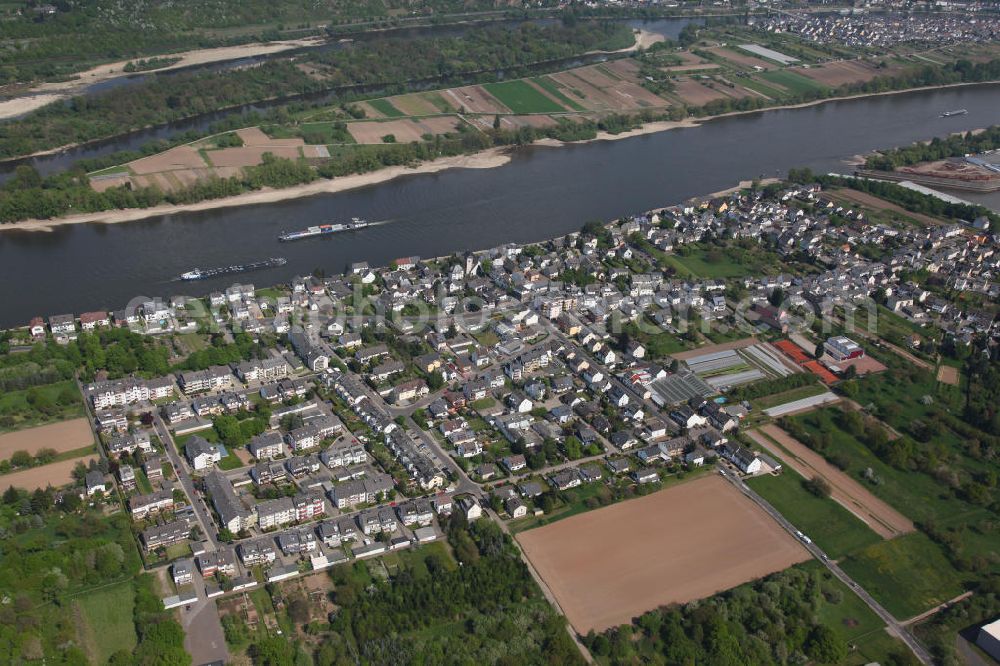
xmin=181 ymin=599 xmax=229 ymax=665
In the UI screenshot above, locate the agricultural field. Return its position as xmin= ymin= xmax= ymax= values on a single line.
xmin=74 ymin=580 xmax=138 ymax=664
xmin=672 ymin=78 xmax=732 ymax=105
xmin=482 ymin=80 xmax=566 ymax=114
xmin=705 ymin=46 xmax=777 ymax=71
xmin=757 ymin=69 xmax=829 ymax=95
xmin=365 ymin=98 xmax=405 ymax=118
xmin=346 ymin=116 xmax=461 ymax=144
xmin=0 ymin=416 xmax=92 ymax=458
xmin=1 ymin=455 xmax=98 ymax=490
xmin=796 ymin=60 xmax=883 ymax=87
xmin=530 ymin=76 xmax=586 ymax=111
xmin=442 ymin=85 xmax=510 ymax=114
xmin=516 ymin=475 xmax=809 ymax=633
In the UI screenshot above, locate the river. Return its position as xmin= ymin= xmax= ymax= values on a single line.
xmin=0 ymin=83 xmax=998 ymax=328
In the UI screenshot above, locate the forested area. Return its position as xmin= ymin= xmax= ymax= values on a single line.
xmin=0 ymin=490 xmax=152 ymax=663
xmin=583 ymin=565 xmax=918 ymax=665
xmin=0 ymin=20 xmax=632 ymax=160
xmin=864 ymin=125 xmax=1000 ymax=170
xmin=0 ymin=0 xmax=522 ymax=84
xmin=316 ymin=516 xmax=584 ymax=665
xmin=728 ymin=372 xmax=820 ymax=402
xmin=303 ymin=20 xmax=634 ymax=86
xmin=0 ymin=62 xmax=323 ymax=159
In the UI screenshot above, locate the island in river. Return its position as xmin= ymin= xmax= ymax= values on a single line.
xmin=2 ymin=17 xmax=999 ymax=228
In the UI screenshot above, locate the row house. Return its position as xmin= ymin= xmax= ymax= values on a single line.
xmin=320 ymin=441 xmax=368 ymax=468
xmin=205 ymin=471 xmax=256 ymax=533
xmin=251 ymin=461 xmax=287 ymax=486
xmin=293 ymin=491 xmax=325 ymax=522
xmin=85 ymin=377 xmax=156 ymax=410
xmin=248 ymin=431 xmax=285 ymax=460
xmin=178 ymin=366 xmax=233 ymax=394
xmin=94 ymin=408 xmax=128 ymax=434
xmin=129 ymin=489 xmax=175 ymax=520
xmin=257 ymin=497 xmax=296 ymax=530
xmin=278 ymin=529 xmax=317 ymax=555
xmin=163 ymin=402 xmax=195 ymax=424
xmin=328 ymin=473 xmax=394 ymax=509
xmin=197 ymin=548 xmax=237 ymax=578
xmin=140 ymin=520 xmax=189 ymax=551
xmin=396 ymin=499 xmax=434 ymax=527
xmin=236 ymin=357 xmax=290 ymax=384
xmin=238 ymin=538 xmax=277 ymax=567
xmin=286 ymin=415 xmax=342 ymax=452
xmin=107 ymin=431 xmax=153 ymax=458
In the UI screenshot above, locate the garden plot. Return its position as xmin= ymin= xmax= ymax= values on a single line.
xmin=442 ymin=86 xmax=510 ymax=114
xmin=673 ymin=78 xmax=732 ymax=105
xmin=738 ymin=44 xmax=799 ymax=65
xmin=346 ymin=116 xmax=461 ymax=144
xmin=796 ymin=60 xmax=882 ymax=87
xmin=649 ymin=371 xmax=715 ymax=406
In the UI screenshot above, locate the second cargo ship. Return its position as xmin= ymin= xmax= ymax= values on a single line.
xmin=278 ymin=217 xmax=370 ymax=242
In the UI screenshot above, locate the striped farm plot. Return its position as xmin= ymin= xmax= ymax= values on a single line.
xmin=686 ymin=344 xmax=798 ymax=390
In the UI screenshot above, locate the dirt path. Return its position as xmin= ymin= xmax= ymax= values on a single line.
xmin=748 ymin=425 xmax=915 ymax=539
xmin=901 ymin=591 xmax=972 ymax=626
xmin=831 ymin=189 xmax=947 ymax=227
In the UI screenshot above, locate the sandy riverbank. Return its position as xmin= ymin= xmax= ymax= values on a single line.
xmin=4 ymin=149 xmax=512 ymax=232
xmin=0 ymin=38 xmax=324 ymax=121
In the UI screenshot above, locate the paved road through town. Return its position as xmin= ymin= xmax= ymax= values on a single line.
xmin=153 ymin=412 xmax=219 ymax=550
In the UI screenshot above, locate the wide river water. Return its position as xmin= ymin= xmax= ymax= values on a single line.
xmin=0 ymin=83 xmax=998 ymax=327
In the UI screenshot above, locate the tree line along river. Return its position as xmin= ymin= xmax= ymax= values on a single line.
xmin=0 ymin=82 xmax=998 ymax=327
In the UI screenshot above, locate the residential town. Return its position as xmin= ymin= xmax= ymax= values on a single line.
xmin=8 ymin=177 xmax=999 ymax=662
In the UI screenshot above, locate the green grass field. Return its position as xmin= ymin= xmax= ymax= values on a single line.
xmin=751 ymin=383 xmax=829 ymax=410
xmin=218 ymin=451 xmax=245 ymax=470
xmin=0 ymin=380 xmax=85 ymax=432
xmin=74 ymin=581 xmax=137 ymax=664
xmin=787 ymin=408 xmax=973 ymax=528
xmin=839 ymin=533 xmax=965 ymax=620
xmin=421 ymin=92 xmax=455 ymax=113
xmin=758 ymin=69 xmax=827 ymax=95
xmin=531 ymin=76 xmax=586 ymax=111
xmin=664 ymin=248 xmax=774 ymax=278
xmin=747 ymin=465 xmax=882 ymax=559
xmin=367 ymin=98 xmax=405 ymax=117
xmin=483 ymin=80 xmax=566 ymax=114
